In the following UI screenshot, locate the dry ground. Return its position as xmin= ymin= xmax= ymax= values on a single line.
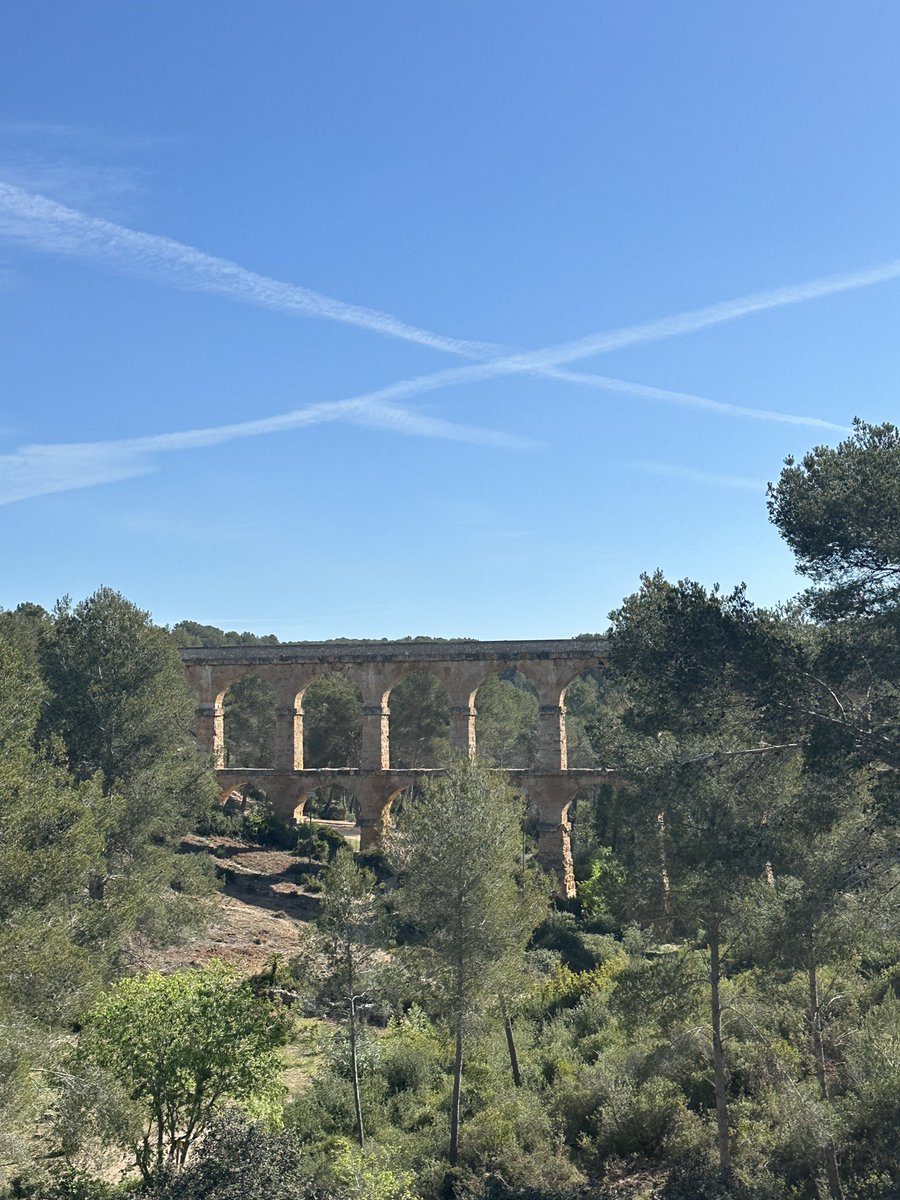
xmin=130 ymin=821 xmax=359 ymax=975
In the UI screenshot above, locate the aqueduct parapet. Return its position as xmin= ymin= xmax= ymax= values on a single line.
xmin=180 ymin=639 xmax=616 ymax=896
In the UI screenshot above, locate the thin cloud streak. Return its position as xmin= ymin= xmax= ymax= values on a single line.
xmin=542 ymin=368 xmax=851 ymax=433
xmin=0 ymin=182 xmax=499 ymax=359
xmin=0 ymin=398 xmax=535 ymax=507
xmin=0 ymin=181 xmax=885 ymax=510
xmin=0 ymin=182 xmax=891 ymax=432
xmin=360 ymin=252 xmax=900 ymax=401
xmin=630 ymin=460 xmax=766 ymax=491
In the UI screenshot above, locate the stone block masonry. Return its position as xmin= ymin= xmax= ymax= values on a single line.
xmin=180 ymin=639 xmax=620 ymax=898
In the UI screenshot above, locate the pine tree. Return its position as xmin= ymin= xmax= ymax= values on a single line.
xmin=390 ymin=757 xmax=547 ymax=1167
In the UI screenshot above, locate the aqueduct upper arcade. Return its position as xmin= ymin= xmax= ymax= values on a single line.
xmin=181 ymin=638 xmax=617 ymax=896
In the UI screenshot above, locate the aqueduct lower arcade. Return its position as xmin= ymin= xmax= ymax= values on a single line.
xmin=180 ymin=638 xmax=617 ymax=897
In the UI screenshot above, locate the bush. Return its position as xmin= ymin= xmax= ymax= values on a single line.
xmin=143 ymin=1112 xmax=309 ymax=1200
xmin=242 ymin=801 xmax=298 ymax=850
xmin=530 ymin=912 xmax=597 ymax=973
xmin=293 ymin=826 xmax=347 ymax=864
xmin=6 ymin=1167 xmax=123 ymax=1200
xmin=380 ymin=1007 xmax=447 ymax=1094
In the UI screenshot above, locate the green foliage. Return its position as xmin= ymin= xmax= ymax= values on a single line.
xmin=303 ymin=674 xmax=364 ymax=769
xmin=390 ymin=757 xmax=549 ymax=1164
xmin=170 ymin=622 xmax=279 ymax=647
xmin=577 ymin=847 xmax=627 ymax=920
xmin=387 ymin=672 xmax=450 ymax=769
xmin=392 ymin=758 xmax=548 ymax=1021
xmin=473 ymin=674 xmax=538 ymax=769
xmin=40 ymin=589 xmax=204 ymax=797
xmin=76 ymin=964 xmax=289 ymax=1181
xmin=34 ymin=589 xmax=218 ymax=953
xmin=222 ymin=676 xmax=276 ymax=769
xmin=561 ymin=673 xmax=606 ymax=769
xmin=767 ymin=418 xmax=900 ymax=618
xmin=242 ymin=794 xmax=298 ymax=849
xmin=142 ymin=1112 xmax=308 ymax=1200
xmin=311 ymin=851 xmax=390 ymax=1008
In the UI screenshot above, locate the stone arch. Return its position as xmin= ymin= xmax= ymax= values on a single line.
xmin=561 ymin=668 xmax=607 ymax=769
xmin=297 ymin=780 xmax=360 ymax=823
xmin=218 ymin=674 xmax=278 ymax=768
xmin=473 ymin=669 xmax=540 ymax=769
xmin=383 ymin=778 xmax=429 ymax=823
xmin=387 ymin=671 xmax=452 ymax=769
xmin=299 ymin=672 xmax=364 ymax=769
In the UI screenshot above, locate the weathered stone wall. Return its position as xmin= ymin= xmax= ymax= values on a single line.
xmin=180 ymin=638 xmax=616 ymax=897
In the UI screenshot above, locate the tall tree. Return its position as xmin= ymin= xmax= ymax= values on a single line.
xmin=306 ymin=848 xmax=389 ymax=1147
xmin=387 ymin=671 xmax=451 ymax=768
xmin=604 ymin=573 xmax=804 ymax=1182
xmin=473 ymin=673 xmax=539 ymax=769
xmin=0 ymin=639 xmax=108 ymax=1177
xmin=223 ymin=675 xmax=277 ymax=768
xmin=303 ymin=673 xmax=364 ymax=769
xmin=390 ymin=758 xmax=546 ymax=1167
xmin=766 ymin=419 xmax=900 ymax=779
xmin=38 ymin=587 xmax=216 ymax=933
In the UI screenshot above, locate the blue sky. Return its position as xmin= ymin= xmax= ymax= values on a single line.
xmin=2 ymin=2 xmax=899 ymax=638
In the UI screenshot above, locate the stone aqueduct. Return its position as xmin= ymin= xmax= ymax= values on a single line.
xmin=180 ymin=638 xmax=617 ymax=897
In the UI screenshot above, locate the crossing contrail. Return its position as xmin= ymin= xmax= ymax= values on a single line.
xmin=4 ymin=179 xmax=893 ymax=506
xmin=0 ymin=397 xmax=535 ymax=507
xmin=0 ymin=180 xmax=886 ymax=433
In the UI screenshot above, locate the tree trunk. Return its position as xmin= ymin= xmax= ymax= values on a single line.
xmin=657 ymin=811 xmax=672 ymax=937
xmin=449 ymin=1002 xmax=464 ymax=1166
xmin=500 ymin=997 xmax=522 ymax=1088
xmin=348 ymin=945 xmax=364 ymax=1152
xmin=348 ymin=954 xmax=365 ymax=1148
xmin=808 ymin=947 xmax=844 ymax=1200
xmin=709 ymin=922 xmax=732 ymax=1180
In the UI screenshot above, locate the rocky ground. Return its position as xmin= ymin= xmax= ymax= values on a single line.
xmin=129 ymin=823 xmax=359 ymax=975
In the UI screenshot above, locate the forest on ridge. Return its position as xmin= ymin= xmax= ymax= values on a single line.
xmin=1 ymin=419 xmax=898 ymax=1200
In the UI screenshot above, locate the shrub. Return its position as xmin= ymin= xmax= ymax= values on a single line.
xmin=242 ymin=802 xmax=298 ymax=850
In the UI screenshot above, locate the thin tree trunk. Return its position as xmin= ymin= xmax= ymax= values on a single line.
xmin=449 ymin=997 xmax=464 ymax=1166
xmin=657 ymin=811 xmax=672 ymax=937
xmin=808 ymin=946 xmax=844 ymax=1200
xmin=500 ymin=996 xmax=522 ymax=1088
xmin=348 ymin=951 xmax=365 ymax=1148
xmin=709 ymin=922 xmax=732 ymax=1180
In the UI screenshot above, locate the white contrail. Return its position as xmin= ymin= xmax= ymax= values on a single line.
xmin=351 ymin=250 xmax=900 ymax=402
xmin=0 ymin=181 xmax=890 ymax=432
xmin=541 ymin=369 xmax=850 ymax=433
xmin=0 ymin=397 xmax=535 ymax=507
xmin=629 ymin=460 xmax=766 ymax=491
xmin=1 ymin=180 xmax=890 ymax=510
xmin=0 ymin=182 xmax=499 ymax=359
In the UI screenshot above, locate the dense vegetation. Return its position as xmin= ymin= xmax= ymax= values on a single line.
xmin=1 ymin=418 xmax=898 ymax=1200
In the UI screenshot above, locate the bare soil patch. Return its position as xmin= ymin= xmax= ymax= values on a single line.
xmin=130 ymin=832 xmax=334 ymax=974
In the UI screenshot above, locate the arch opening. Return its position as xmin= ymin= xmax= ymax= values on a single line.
xmin=388 ymin=672 xmax=451 ymax=769
xmin=474 ymin=670 xmax=539 ymax=769
xmin=295 ymin=783 xmax=361 ymax=858
xmin=302 ymin=673 xmax=364 ymax=769
xmin=221 ymin=675 xmax=277 ymax=768
xmin=384 ymin=781 xmax=427 ymax=829
xmin=300 ymin=782 xmax=359 ymax=823
xmin=562 ymin=669 xmax=607 ymax=769
xmin=568 ymin=783 xmax=626 ymax=913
